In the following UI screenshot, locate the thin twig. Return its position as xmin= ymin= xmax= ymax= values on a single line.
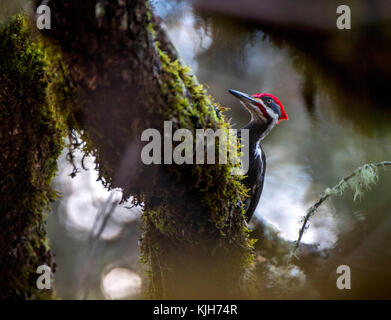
xmin=290 ymin=161 xmax=391 ymax=259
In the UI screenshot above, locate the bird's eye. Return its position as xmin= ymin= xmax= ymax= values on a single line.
xmin=267 ymin=99 xmax=272 ymax=104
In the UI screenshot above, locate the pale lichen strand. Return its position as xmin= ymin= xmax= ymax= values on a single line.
xmin=292 ymin=161 xmax=390 ymax=257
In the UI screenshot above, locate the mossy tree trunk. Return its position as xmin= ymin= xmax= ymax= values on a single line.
xmin=1 ymin=0 xmax=255 ymax=299
xmin=0 ymin=16 xmax=63 ymax=299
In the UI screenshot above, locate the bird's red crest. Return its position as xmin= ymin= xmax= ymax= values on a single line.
xmin=252 ymin=93 xmax=288 ymax=124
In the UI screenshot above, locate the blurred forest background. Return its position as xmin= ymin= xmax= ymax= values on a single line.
xmin=1 ymin=0 xmax=391 ymax=299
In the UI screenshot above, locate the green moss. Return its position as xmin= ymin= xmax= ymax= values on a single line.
xmin=138 ymin=13 xmax=256 ymax=298
xmin=0 ymin=4 xmax=256 ymax=299
xmin=0 ymin=14 xmax=73 ymax=299
xmin=155 ymin=43 xmax=252 ymax=232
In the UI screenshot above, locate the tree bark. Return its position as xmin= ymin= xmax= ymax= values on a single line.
xmin=0 ymin=15 xmax=60 ymax=299
xmin=0 ymin=0 xmax=255 ymax=299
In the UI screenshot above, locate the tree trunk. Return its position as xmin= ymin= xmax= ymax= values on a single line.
xmin=0 ymin=15 xmax=61 ymax=299
xmin=0 ymin=0 xmax=256 ymax=298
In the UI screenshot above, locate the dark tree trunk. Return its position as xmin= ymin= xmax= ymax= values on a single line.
xmin=0 ymin=15 xmax=59 ymax=299
xmin=0 ymin=0 xmax=256 ymax=298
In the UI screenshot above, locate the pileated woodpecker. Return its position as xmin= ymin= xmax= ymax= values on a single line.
xmin=229 ymin=89 xmax=288 ymax=222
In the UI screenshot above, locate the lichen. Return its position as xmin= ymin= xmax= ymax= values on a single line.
xmin=322 ymin=163 xmax=379 ymax=200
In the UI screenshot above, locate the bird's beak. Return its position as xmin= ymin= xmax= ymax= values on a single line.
xmin=229 ymin=89 xmax=262 ymax=119
xmin=228 ymin=89 xmax=258 ymax=105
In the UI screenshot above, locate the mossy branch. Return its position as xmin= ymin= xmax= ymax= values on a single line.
xmin=291 ymin=161 xmax=391 ymax=258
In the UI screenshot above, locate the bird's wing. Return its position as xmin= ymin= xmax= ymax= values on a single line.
xmin=244 ymin=147 xmax=266 ymax=222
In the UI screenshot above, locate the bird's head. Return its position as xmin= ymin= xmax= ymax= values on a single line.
xmin=229 ymin=89 xmax=288 ymax=125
